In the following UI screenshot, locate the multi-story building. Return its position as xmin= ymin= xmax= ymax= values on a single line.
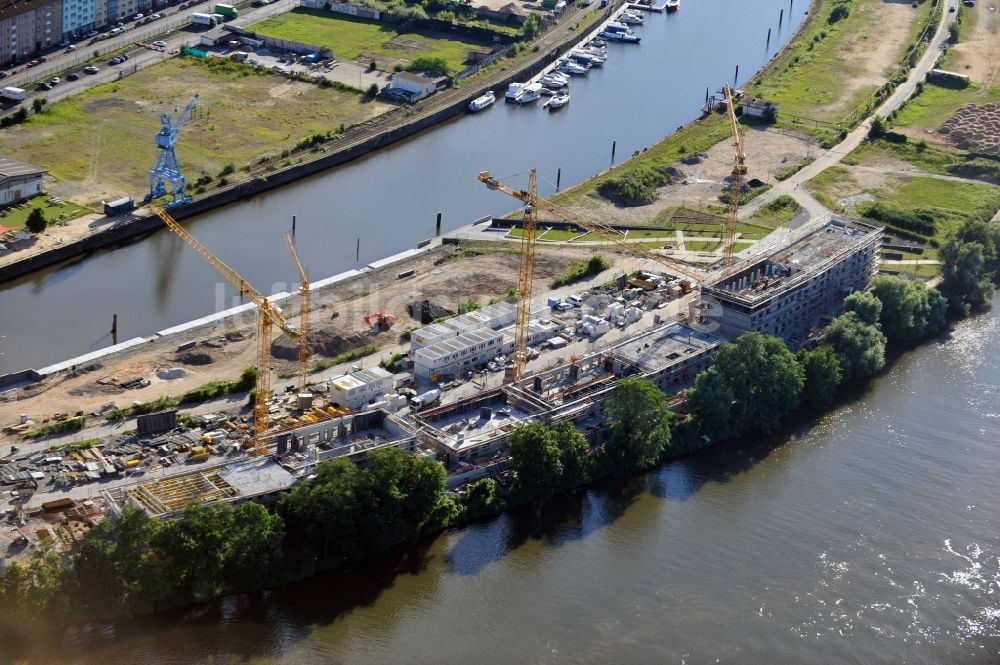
xmin=699 ymin=215 xmax=882 ymax=346
xmin=62 ymin=0 xmax=94 ymax=38
xmin=0 ymin=0 xmax=63 ymax=66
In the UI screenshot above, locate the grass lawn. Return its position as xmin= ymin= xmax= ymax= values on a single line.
xmin=874 ymin=177 xmax=1000 ymax=233
xmin=749 ymin=195 xmax=802 ymax=228
xmin=538 ymin=227 xmax=584 ymax=241
xmin=893 ymin=81 xmax=1000 ymax=134
xmin=881 ymin=262 xmax=941 ymax=279
xmin=625 ymin=229 xmax=676 ymax=239
xmin=250 ymin=9 xmax=489 ymax=73
xmin=685 ymin=239 xmax=722 ymax=252
xmin=3 ymin=57 xmax=388 ymax=203
xmin=748 ymin=0 xmax=933 ymax=124
xmin=0 ymin=196 xmax=91 ymax=230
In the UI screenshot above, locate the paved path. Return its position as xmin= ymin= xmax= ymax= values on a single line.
xmin=742 ymin=0 xmax=957 ymax=220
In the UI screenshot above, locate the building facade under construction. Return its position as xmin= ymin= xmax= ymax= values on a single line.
xmin=699 ymin=215 xmax=881 ymax=345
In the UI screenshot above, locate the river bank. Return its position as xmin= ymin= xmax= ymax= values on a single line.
xmin=0 ymin=0 xmax=621 ymax=284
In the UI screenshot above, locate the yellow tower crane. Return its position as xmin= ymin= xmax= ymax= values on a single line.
xmin=722 ymin=83 xmax=748 ymax=265
xmin=284 ymin=232 xmax=310 ymax=394
xmin=478 ymin=170 xmax=705 ymax=382
xmin=152 ymin=205 xmax=302 ymax=456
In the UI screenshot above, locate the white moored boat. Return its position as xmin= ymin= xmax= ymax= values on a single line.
xmin=517 ymin=81 xmax=543 ymax=104
xmin=544 ymin=90 xmax=570 ymax=110
xmin=468 ymin=90 xmax=496 ymax=112
xmin=505 ymin=82 xmax=524 ymax=103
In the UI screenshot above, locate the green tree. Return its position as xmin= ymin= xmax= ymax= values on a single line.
xmin=602 ymin=377 xmax=673 ymax=473
xmin=686 ymin=366 xmax=735 ymax=437
xmin=823 ymin=312 xmax=886 ymax=381
xmin=521 ymin=12 xmax=541 ymax=39
xmin=462 ymin=477 xmax=503 ymax=520
xmin=222 ymin=502 xmax=285 ymax=591
xmin=706 ymin=333 xmax=804 ymax=434
xmin=869 ymin=275 xmax=947 ymax=342
xmin=551 ymin=421 xmax=591 ymax=495
xmin=843 ymin=290 xmax=882 ymax=326
xmin=797 ymin=345 xmax=842 ymax=410
xmin=939 ymin=237 xmax=994 ymax=315
xmin=510 ymin=422 xmax=563 ymax=501
xmin=954 ymin=218 xmax=1000 ymax=265
xmin=25 ymin=207 xmax=47 ymax=233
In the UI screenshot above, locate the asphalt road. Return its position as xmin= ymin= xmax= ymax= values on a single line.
xmin=0 ymin=0 xmax=298 ymax=116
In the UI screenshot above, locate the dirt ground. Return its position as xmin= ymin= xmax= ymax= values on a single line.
xmin=946 ymin=2 xmax=999 ymax=88
xmin=0 ymin=243 xmax=594 ymax=428
xmin=828 ymin=0 xmax=931 ymax=119
xmin=565 ymin=127 xmax=817 ymax=225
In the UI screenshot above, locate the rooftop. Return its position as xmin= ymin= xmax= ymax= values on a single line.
xmin=705 ymin=216 xmax=879 ymax=304
xmin=613 ymin=324 xmax=723 ymax=372
xmin=416 ymin=328 xmax=506 ymax=362
xmin=0 ymin=157 xmax=46 ymax=185
xmin=330 ymin=366 xmax=392 ymax=390
xmin=416 ymin=390 xmax=540 ymax=451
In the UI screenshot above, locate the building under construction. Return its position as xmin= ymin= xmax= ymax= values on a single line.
xmin=699 ymin=215 xmax=881 ymax=345
xmin=104 ymin=214 xmax=882 ymax=519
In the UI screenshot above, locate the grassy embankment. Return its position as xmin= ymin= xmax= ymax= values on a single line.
xmin=750 ymin=0 xmax=934 ymax=131
xmin=250 ymin=8 xmax=491 ymax=74
xmin=548 ymin=0 xmax=934 ymax=215
xmin=4 ymin=57 xmax=387 ymax=203
xmin=0 ymin=199 xmax=91 ymax=230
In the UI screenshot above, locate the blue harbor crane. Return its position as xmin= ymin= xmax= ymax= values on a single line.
xmin=146 ymin=94 xmax=199 ymax=208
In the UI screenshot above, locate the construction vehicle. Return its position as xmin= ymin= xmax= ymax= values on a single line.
xmin=478 ymin=169 xmax=704 ymax=382
xmin=147 ymin=94 xmax=199 ymax=208
xmin=152 ymin=205 xmax=303 ymax=456
xmin=364 ymin=312 xmax=397 ymax=331
xmin=285 ymin=233 xmax=310 ymax=394
xmin=722 ymin=83 xmax=747 ymax=265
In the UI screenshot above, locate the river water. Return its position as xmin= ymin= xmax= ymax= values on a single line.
xmin=0 ymin=0 xmax=808 ymax=373
xmin=12 ymin=300 xmax=1000 ymax=665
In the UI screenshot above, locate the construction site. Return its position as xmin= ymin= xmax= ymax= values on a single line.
xmin=0 ymin=84 xmax=883 ymax=561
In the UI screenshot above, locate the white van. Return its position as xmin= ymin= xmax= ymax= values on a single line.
xmin=567 ymin=294 xmax=583 ymax=307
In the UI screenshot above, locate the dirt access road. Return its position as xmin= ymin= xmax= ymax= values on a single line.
xmin=742 ymin=0 xmax=956 ymax=219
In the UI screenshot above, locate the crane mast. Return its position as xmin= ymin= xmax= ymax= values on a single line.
xmin=722 ymin=84 xmax=747 ymax=265
xmin=478 ymin=170 xmax=707 ymax=383
xmin=152 ymin=205 xmax=302 ymax=456
xmin=285 ymin=232 xmax=310 ymax=394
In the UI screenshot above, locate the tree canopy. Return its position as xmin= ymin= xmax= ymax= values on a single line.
xmin=823 ymin=311 xmax=886 ymax=381
xmin=510 ymin=423 xmax=564 ymax=502
xmin=699 ymin=333 xmax=804 ymax=435
xmin=25 ymin=208 xmax=46 ymax=233
xmin=797 ymin=345 xmax=842 ymax=410
xmin=940 ymin=236 xmax=994 ymax=315
xmin=843 ymin=290 xmax=882 ymax=326
xmin=868 ymin=275 xmax=947 ymax=342
xmin=602 ymin=376 xmax=673 ymax=473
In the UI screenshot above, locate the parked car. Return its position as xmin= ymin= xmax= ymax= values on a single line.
xmin=37 ymin=81 xmax=52 ymax=90
xmin=49 ymin=76 xmax=60 ymax=85
xmin=66 ymin=72 xmax=80 ymax=81
xmin=109 ymin=56 xmax=122 ymax=65
xmin=153 ymin=40 xmax=167 ymax=48
xmin=83 ymin=65 xmax=99 ymax=74
xmin=122 ymin=53 xmax=129 ymax=60
xmin=130 ymin=13 xmax=143 ymax=20
xmin=38 ymin=55 xmax=47 ymax=62
xmin=26 ymin=60 xmax=40 ymax=68
xmin=65 ymin=44 xmax=77 ymax=51
xmin=0 ymin=72 xmax=7 ymax=79
xmin=150 ymin=13 xmax=162 ymax=19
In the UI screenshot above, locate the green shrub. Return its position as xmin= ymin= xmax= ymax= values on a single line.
xmin=551 ymin=255 xmax=611 ymax=288
xmin=597 ymin=167 xmax=668 ymax=206
xmin=861 ymin=201 xmax=935 ymax=236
